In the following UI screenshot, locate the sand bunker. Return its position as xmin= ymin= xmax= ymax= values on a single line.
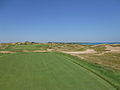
xmin=105 ymin=45 xmax=120 ymax=53
xmin=0 ymin=51 xmax=14 ymax=54
xmin=63 ymin=49 xmax=96 ymax=54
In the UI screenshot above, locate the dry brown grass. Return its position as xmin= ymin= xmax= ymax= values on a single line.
xmin=77 ymin=52 xmax=120 ymax=70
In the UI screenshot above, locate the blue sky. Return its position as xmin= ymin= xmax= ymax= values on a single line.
xmin=0 ymin=0 xmax=120 ymax=42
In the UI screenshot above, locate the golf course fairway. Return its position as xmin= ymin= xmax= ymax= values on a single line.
xmin=0 ymin=52 xmax=116 ymax=90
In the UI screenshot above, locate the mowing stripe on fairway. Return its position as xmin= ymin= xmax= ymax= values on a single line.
xmin=0 ymin=52 xmax=116 ymax=90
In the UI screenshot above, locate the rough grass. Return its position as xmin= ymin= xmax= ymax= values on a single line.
xmin=0 ymin=53 xmax=10 ymax=57
xmin=110 ymin=44 xmax=120 ymax=47
xmin=0 ymin=52 xmax=116 ymax=90
xmin=0 ymin=44 xmax=87 ymax=52
xmin=0 ymin=45 xmax=50 ymax=51
xmin=90 ymin=45 xmax=107 ymax=53
xmin=79 ymin=52 xmax=120 ymax=70
xmin=59 ymin=52 xmax=120 ymax=90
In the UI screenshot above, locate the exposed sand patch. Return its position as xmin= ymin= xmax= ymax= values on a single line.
xmin=0 ymin=50 xmax=49 ymax=53
xmin=63 ymin=49 xmax=96 ymax=54
xmin=47 ymin=49 xmax=53 ymax=51
xmin=105 ymin=45 xmax=120 ymax=53
xmin=0 ymin=51 xmax=14 ymax=54
xmin=32 ymin=50 xmax=47 ymax=52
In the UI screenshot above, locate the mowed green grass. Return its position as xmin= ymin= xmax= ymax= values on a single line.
xmin=0 ymin=52 xmax=116 ymax=90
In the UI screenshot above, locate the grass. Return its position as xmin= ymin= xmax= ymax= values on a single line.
xmin=0 ymin=44 xmax=120 ymax=89
xmin=79 ymin=52 xmax=120 ymax=70
xmin=0 ymin=52 xmax=116 ymax=90
xmin=58 ymin=52 xmax=120 ymax=90
xmin=90 ymin=45 xmax=107 ymax=53
xmin=0 ymin=44 xmax=87 ymax=52
xmin=0 ymin=53 xmax=10 ymax=57
xmin=110 ymin=44 xmax=120 ymax=47
xmin=0 ymin=44 xmax=50 ymax=51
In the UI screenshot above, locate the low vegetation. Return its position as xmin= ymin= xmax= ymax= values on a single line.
xmin=79 ymin=52 xmax=120 ymax=70
xmin=90 ymin=45 xmax=108 ymax=53
xmin=110 ymin=44 xmax=120 ymax=47
xmin=0 ymin=42 xmax=120 ymax=90
xmin=63 ymin=53 xmax=120 ymax=89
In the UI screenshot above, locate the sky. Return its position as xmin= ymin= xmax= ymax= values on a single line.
xmin=0 ymin=0 xmax=120 ymax=42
